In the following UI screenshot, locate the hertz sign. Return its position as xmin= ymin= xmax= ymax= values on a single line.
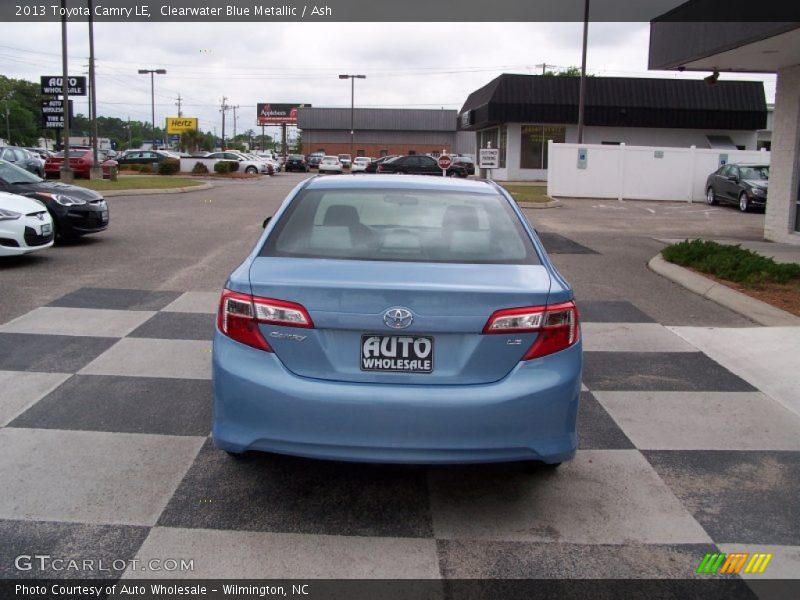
xmin=165 ymin=117 xmax=198 ymax=134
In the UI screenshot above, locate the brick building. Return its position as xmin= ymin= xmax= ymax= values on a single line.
xmin=297 ymin=107 xmax=475 ymax=158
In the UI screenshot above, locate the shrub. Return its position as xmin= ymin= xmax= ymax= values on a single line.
xmin=213 ymin=160 xmax=239 ymax=174
xmin=191 ymin=161 xmax=209 ymax=175
xmin=121 ymin=163 xmax=141 ymax=172
xmin=662 ymin=240 xmax=800 ymax=287
xmin=158 ymin=157 xmax=180 ymax=175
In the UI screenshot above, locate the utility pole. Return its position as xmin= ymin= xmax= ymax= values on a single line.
xmin=231 ymin=104 xmax=240 ymax=144
xmin=535 ymin=63 xmax=553 ymax=75
xmin=127 ymin=116 xmax=131 ymax=147
xmin=2 ymin=92 xmax=12 ymax=144
xmin=219 ymin=97 xmax=230 ymax=150
xmin=87 ymin=0 xmax=100 ymax=178
xmin=59 ymin=0 xmax=73 ymax=182
xmin=175 ymin=93 xmax=183 ymax=117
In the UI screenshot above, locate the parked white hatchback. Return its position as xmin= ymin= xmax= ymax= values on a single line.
xmin=0 ymin=191 xmax=54 ymax=257
xmin=319 ymin=156 xmax=343 ymax=174
xmin=351 ymin=156 xmax=372 ymax=173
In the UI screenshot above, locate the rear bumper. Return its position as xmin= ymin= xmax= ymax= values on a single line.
xmin=212 ymin=332 xmax=581 ymax=464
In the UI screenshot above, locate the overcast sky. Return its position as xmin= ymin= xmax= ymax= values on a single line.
xmin=1 ymin=21 xmax=776 ymax=139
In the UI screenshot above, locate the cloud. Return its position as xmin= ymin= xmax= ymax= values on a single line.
xmin=0 ymin=20 xmax=775 ymax=139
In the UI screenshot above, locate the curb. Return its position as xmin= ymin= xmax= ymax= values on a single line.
xmin=518 ymin=199 xmax=561 ymax=209
xmin=648 ymin=253 xmax=800 ymax=326
xmin=101 ymin=182 xmax=214 ymax=197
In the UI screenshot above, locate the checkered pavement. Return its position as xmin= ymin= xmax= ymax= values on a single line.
xmin=0 ymin=287 xmax=798 ymax=582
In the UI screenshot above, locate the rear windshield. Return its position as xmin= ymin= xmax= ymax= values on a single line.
xmin=54 ymin=150 xmax=86 ymax=158
xmin=261 ymin=188 xmax=539 ymax=264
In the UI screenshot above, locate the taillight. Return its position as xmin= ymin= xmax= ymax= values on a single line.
xmin=217 ymin=290 xmax=314 ymax=352
xmin=483 ymin=301 xmax=580 ymax=360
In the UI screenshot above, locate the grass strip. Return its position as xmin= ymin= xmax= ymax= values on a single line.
xmin=662 ymin=240 xmax=800 ymax=288
xmin=502 ymin=184 xmax=551 ymax=204
xmin=72 ymin=176 xmax=204 ymax=191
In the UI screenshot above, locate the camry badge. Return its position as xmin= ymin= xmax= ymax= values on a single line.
xmin=383 ymin=307 xmax=414 ymax=329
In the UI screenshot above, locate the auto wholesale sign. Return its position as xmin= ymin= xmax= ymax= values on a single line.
xmin=40 ymin=76 xmax=87 ymax=96
xmin=165 ymin=117 xmax=198 ymax=134
xmin=41 ymin=99 xmax=73 ymax=129
xmin=256 ymin=103 xmax=309 ymax=125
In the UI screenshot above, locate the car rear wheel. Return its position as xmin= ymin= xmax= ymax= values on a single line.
xmin=523 ymin=461 xmax=562 ymax=474
xmin=225 ymin=450 xmax=251 ymax=461
xmin=245 ymin=166 xmax=258 ymax=174
xmin=706 ymin=188 xmax=717 ymax=205
xmin=739 ymin=192 xmax=750 ymax=213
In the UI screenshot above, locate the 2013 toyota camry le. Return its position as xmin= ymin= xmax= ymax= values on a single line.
xmin=212 ymin=175 xmax=581 ymax=466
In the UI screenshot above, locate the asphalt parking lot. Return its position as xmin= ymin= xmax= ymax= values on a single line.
xmin=1 ymin=174 xmax=798 ymax=589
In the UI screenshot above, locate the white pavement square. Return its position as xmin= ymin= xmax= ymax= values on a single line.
xmin=0 ymin=428 xmax=204 ymax=526
xmin=0 ymin=370 xmax=70 ymax=426
xmin=79 ymin=338 xmax=212 ymax=380
xmin=161 ymin=292 xmax=220 ymax=314
xmin=428 ymin=450 xmax=712 ymax=545
xmin=581 ymin=323 xmax=697 ymax=352
xmin=0 ymin=307 xmax=156 ymax=338
xmin=595 ymin=391 xmax=800 ymax=451
xmin=125 ymin=527 xmax=441 ymax=579
xmin=669 ymin=326 xmax=800 ymax=418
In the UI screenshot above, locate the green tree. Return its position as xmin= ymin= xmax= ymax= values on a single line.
xmin=0 ymin=75 xmax=46 ymax=145
xmin=180 ymin=129 xmax=204 ymax=153
xmin=543 ymin=66 xmax=592 ymax=77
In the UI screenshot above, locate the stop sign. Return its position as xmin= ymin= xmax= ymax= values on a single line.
xmin=437 ymin=154 xmax=452 ymax=170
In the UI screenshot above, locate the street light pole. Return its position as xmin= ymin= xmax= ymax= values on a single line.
xmin=138 ymin=68 xmax=166 ymax=149
xmin=339 ymin=74 xmax=366 ymax=161
xmin=577 ymin=0 xmax=590 ymax=144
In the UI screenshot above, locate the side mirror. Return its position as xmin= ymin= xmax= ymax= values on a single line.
xmin=262 ymin=216 xmax=271 ymax=229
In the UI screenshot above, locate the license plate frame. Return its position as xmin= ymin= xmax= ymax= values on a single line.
xmin=360 ymin=334 xmax=434 ymax=373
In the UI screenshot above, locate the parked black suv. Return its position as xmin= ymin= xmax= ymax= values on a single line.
xmin=285 ymin=154 xmax=309 ymax=172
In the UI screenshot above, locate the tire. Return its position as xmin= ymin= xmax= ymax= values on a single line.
xmin=447 ymin=171 xmax=458 ymax=177
xmin=706 ymin=187 xmax=717 ymax=205
xmin=225 ymin=450 xmax=250 ymax=461
xmin=245 ymin=166 xmax=257 ymax=174
xmin=522 ymin=461 xmax=562 ymax=474
xmin=739 ymin=192 xmax=749 ymax=213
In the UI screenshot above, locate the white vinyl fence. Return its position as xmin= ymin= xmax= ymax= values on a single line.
xmin=546 ymin=141 xmax=770 ymax=202
xmin=179 ymin=157 xmax=219 ymax=173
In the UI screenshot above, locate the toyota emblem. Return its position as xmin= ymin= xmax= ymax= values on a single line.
xmin=383 ymin=307 xmax=413 ymax=329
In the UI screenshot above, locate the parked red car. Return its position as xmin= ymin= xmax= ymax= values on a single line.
xmin=44 ymin=149 xmax=117 ymax=179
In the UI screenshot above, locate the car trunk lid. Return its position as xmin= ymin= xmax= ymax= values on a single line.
xmin=248 ymin=257 xmax=552 ymax=385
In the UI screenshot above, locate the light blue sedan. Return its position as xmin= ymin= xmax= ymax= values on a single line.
xmin=212 ymin=175 xmax=581 ymax=466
